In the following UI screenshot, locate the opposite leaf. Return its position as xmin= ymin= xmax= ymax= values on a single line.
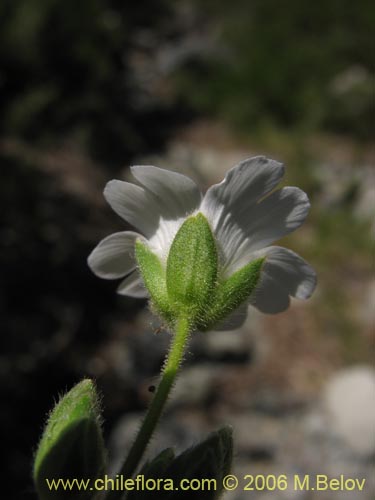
xmin=127 ymin=448 xmax=175 ymax=500
xmin=127 ymin=426 xmax=233 ymax=500
xmin=162 ymin=426 xmax=233 ymax=499
xmin=33 ymin=379 xmax=106 ymax=500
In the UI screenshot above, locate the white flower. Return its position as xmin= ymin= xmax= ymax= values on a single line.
xmin=88 ymin=156 xmax=316 ymax=330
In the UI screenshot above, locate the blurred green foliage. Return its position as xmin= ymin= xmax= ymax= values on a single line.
xmin=1 ymin=0 xmax=372 ymax=157
xmin=175 ymin=0 xmax=374 ymax=139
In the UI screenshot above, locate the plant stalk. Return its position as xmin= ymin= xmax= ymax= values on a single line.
xmin=107 ymin=315 xmax=191 ymax=500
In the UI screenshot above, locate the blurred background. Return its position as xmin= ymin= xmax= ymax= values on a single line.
xmin=1 ymin=0 xmax=374 ymax=498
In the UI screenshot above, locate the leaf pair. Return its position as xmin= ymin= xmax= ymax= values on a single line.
xmin=33 ymin=380 xmax=233 ymax=500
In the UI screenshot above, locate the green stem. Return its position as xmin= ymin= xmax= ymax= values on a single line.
xmin=107 ymin=316 xmax=191 ymax=500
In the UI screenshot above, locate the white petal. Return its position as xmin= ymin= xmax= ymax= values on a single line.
xmin=104 ymin=180 xmax=160 ymax=236
xmin=247 ymin=187 xmax=310 ymax=249
xmin=130 ymin=165 xmax=202 ymax=217
xmin=201 ymin=157 xmax=284 ymax=273
xmin=87 ymin=231 xmax=140 ymax=279
xmin=250 ymin=247 xmax=317 ymax=314
xmin=201 ymin=156 xmax=284 ymax=228
xmin=117 ymin=270 xmax=149 ymax=298
xmin=212 ymin=303 xmax=249 ymax=331
xmin=226 ymin=187 xmax=310 ymax=275
xmin=131 ymin=166 xmax=202 ymax=261
xmin=201 ymin=156 xmax=310 ymax=276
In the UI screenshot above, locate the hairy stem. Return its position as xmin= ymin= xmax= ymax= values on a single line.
xmin=107 ymin=316 xmax=191 ymax=500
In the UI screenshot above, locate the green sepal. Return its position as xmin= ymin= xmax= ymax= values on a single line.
xmin=166 ymin=213 xmax=218 ymax=324
xmin=33 ymin=379 xmax=106 ymax=500
xmin=135 ymin=215 xmax=264 ymax=332
xmin=135 ymin=240 xmax=173 ymax=324
xmin=199 ymin=257 xmax=265 ymax=331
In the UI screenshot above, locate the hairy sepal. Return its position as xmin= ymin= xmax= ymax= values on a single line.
xmin=135 ymin=240 xmax=173 ymax=324
xmin=166 ymin=213 xmax=218 ymax=325
xmin=198 ymin=257 xmax=265 ymax=331
xmin=136 ymin=216 xmax=264 ymax=332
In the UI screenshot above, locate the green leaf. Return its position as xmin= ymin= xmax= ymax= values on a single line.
xmin=162 ymin=426 xmax=233 ymax=499
xmin=130 ymin=426 xmax=233 ymax=500
xmin=200 ymin=257 xmax=265 ymax=331
xmin=166 ymin=213 xmax=218 ymax=324
xmin=127 ymin=449 xmax=175 ymax=500
xmin=139 ymin=448 xmax=175 ymax=478
xmin=33 ymin=379 xmax=106 ymax=500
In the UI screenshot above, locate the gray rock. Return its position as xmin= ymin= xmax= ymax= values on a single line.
xmin=108 ymin=410 xmax=209 ymax=473
xmin=323 ymin=366 xmax=375 ymax=456
xmin=169 ymin=363 xmax=220 ymax=407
